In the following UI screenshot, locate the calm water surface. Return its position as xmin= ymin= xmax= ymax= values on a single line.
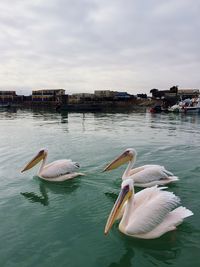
xmin=0 ymin=109 xmax=199 ymax=267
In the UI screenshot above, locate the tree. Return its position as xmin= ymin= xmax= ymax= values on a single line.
xmin=150 ymin=88 xmax=159 ymax=98
xmin=169 ymin=85 xmax=178 ymax=95
xmin=137 ymin=93 xmax=147 ymax=99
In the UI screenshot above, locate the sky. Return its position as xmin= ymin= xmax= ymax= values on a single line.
xmin=0 ymin=0 xmax=200 ymax=95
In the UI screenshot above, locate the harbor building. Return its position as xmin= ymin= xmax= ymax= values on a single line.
xmin=32 ymin=89 xmax=65 ymax=102
xmin=0 ymin=91 xmax=16 ymax=103
xmin=94 ymin=90 xmax=116 ymax=98
xmin=177 ymin=89 xmax=199 ymax=99
xmin=150 ymin=87 xmax=199 ymax=100
xmin=69 ymin=93 xmax=94 ymax=104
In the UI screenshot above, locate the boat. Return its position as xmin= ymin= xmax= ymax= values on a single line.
xmin=149 ymin=104 xmax=168 ymax=113
xmin=168 ymin=98 xmax=200 ymax=113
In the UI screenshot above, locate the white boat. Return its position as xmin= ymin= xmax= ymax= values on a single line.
xmin=168 ymin=98 xmax=200 ymax=113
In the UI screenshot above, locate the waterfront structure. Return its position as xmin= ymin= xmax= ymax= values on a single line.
xmin=0 ymin=90 xmax=16 ymax=103
xmin=114 ymin=92 xmax=131 ymax=100
xmin=94 ymin=90 xmax=116 ymax=98
xmin=69 ymin=93 xmax=94 ymax=103
xmin=69 ymin=91 xmax=132 ymax=104
xmin=32 ymin=89 xmax=65 ymax=102
xmin=177 ymin=89 xmax=199 ymax=99
xmin=2 ymin=87 xmax=199 ymax=111
xmin=150 ymin=87 xmax=199 ymax=99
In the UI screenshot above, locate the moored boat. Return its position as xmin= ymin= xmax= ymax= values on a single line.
xmin=168 ymin=98 xmax=200 ymax=113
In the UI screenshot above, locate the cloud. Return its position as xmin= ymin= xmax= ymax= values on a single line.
xmin=0 ymin=0 xmax=200 ymax=95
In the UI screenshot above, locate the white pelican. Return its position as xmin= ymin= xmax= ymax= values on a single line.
xmin=103 ymin=148 xmax=178 ymax=187
xmin=21 ymin=149 xmax=84 ymax=181
xmin=104 ymin=179 xmax=193 ymax=239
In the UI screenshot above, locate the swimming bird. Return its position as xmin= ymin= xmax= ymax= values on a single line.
xmin=104 ymin=178 xmax=193 ymax=239
xmin=103 ymin=148 xmax=178 ymax=187
xmin=21 ymin=149 xmax=84 ymax=181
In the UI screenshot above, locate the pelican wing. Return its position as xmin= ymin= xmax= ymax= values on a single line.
xmin=129 ymin=166 xmax=173 ymax=184
xmin=40 ymin=159 xmax=79 ymax=178
xmin=127 ymin=165 xmax=160 ymax=176
xmin=124 ymin=186 xmax=180 ymax=235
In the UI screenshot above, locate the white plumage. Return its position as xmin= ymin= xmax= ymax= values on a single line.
xmin=126 ymin=164 xmax=178 ymax=187
xmin=104 ymin=148 xmax=179 ymax=187
xmin=105 ymin=179 xmax=193 ymax=239
xmin=21 ymin=149 xmax=83 ymax=181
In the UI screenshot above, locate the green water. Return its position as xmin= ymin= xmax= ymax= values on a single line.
xmin=0 ymin=109 xmax=199 ymax=267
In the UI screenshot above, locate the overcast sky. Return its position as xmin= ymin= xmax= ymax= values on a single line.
xmin=0 ymin=0 xmax=200 ymax=95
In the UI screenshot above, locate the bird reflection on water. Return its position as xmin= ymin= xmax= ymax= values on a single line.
xmin=20 ymin=176 xmax=80 ymax=206
xmin=107 ymin=233 xmax=181 ymax=267
xmin=21 ymin=182 xmax=49 ymax=206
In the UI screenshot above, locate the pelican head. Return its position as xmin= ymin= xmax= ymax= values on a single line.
xmin=21 ymin=148 xmax=48 ymax=173
xmin=104 ymin=178 xmax=133 ymax=235
xmin=103 ymin=148 xmax=137 ymax=172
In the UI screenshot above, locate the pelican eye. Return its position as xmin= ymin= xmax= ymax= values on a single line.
xmin=123 ymin=184 xmax=130 ymax=193
xmin=75 ymin=163 xmax=80 ymax=168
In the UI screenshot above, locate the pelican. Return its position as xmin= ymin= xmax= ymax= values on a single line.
xmin=104 ymin=178 xmax=193 ymax=239
xmin=103 ymin=148 xmax=178 ymax=187
xmin=21 ymin=149 xmax=84 ymax=181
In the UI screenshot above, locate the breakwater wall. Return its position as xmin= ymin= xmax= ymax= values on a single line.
xmin=8 ymin=99 xmax=157 ymax=112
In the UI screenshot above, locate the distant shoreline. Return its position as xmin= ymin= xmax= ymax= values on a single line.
xmin=2 ymin=99 xmax=157 ymax=113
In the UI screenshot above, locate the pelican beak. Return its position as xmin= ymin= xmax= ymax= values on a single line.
xmin=103 ymin=151 xmax=132 ymax=172
xmin=21 ymin=150 xmax=46 ymax=173
xmin=104 ymin=185 xmax=132 ymax=235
